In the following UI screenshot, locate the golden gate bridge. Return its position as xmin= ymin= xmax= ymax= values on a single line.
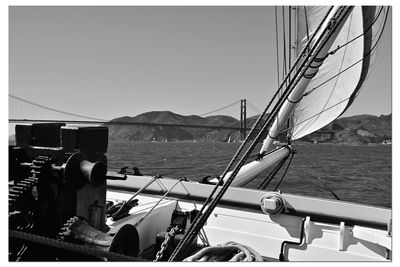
xmin=9 ymin=94 xmax=263 ymax=139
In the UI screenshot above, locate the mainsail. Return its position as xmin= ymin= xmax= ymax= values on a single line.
xmin=291 ymin=6 xmax=389 ymax=140
xmin=223 ymin=6 xmax=389 ymax=187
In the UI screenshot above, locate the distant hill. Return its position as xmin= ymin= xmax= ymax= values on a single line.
xmin=106 ymin=111 xmax=240 ymax=142
xmin=106 ymin=111 xmax=392 ymax=144
xmin=8 ymin=112 xmax=391 ymax=145
xmin=302 ymin=114 xmax=392 ymax=144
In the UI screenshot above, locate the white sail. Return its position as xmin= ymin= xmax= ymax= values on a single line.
xmin=226 ymin=6 xmax=389 ymax=186
xmin=260 ymin=6 xmax=352 ymax=153
xmin=291 ymin=6 xmax=389 ymax=140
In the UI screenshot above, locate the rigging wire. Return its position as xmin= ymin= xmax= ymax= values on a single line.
xmin=257 ymin=149 xmax=292 ymax=190
xmin=288 ymin=6 xmax=292 ymax=82
xmin=282 ymin=7 xmax=288 ymax=83
xmin=274 ymin=6 xmax=280 ymax=87
xmin=287 ymin=6 xmax=294 ymax=139
xmin=327 ymin=6 xmax=385 ymax=56
xmin=307 ymin=169 xmax=341 ymax=200
xmin=304 ymin=6 xmax=311 ymax=51
xmin=168 ymin=6 xmax=344 ymax=261
xmin=273 ymin=152 xmax=296 ymax=191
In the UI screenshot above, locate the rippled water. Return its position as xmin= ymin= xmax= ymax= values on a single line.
xmin=107 ymin=141 xmax=392 ymax=208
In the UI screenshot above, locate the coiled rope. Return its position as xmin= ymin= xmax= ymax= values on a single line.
xmin=184 ymin=241 xmax=263 ymax=262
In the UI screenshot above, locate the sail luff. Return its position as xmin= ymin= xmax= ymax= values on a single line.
xmin=260 ymin=6 xmax=353 ymax=153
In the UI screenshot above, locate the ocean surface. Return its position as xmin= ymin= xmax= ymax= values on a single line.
xmin=107 ymin=141 xmax=392 ymax=208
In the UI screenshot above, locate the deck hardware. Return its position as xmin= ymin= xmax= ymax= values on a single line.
xmin=134 ymin=178 xmax=185 ymax=227
xmin=279 ymin=218 xmax=306 ymax=261
xmin=108 ymin=175 xmax=161 ymax=221
xmin=260 ymin=191 xmax=286 ymax=215
xmin=385 ymin=248 xmax=391 ymax=260
xmin=304 ymin=216 xmax=311 ymax=244
xmin=339 ymin=221 xmax=345 ymax=251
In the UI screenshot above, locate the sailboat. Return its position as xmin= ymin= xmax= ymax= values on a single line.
xmin=9 ymin=6 xmax=391 ymax=261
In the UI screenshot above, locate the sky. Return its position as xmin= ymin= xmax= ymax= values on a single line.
xmin=8 ymin=5 xmax=392 ymax=123
xmin=3 ymin=3 xmax=397 ymax=261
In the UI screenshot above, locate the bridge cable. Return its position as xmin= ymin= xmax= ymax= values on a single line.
xmin=199 ymin=100 xmax=241 ymax=117
xmin=9 ymin=94 xmax=107 ymax=122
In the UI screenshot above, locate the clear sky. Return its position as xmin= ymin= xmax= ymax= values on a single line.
xmin=9 ymin=5 xmax=392 ymax=122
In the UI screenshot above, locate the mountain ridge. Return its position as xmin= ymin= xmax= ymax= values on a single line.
xmin=106 ymin=111 xmax=392 ymax=144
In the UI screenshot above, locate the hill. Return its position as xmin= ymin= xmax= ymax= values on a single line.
xmin=300 ymin=114 xmax=392 ymax=144
xmin=106 ymin=111 xmax=391 ymax=144
xmin=106 ymin=111 xmax=239 ymax=142
xmin=7 ymin=112 xmax=391 ymax=144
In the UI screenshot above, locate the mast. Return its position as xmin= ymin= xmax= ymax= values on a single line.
xmin=225 ymin=6 xmax=353 ymax=187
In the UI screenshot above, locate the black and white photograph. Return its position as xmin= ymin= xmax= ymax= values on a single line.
xmin=7 ymin=2 xmax=394 ymax=262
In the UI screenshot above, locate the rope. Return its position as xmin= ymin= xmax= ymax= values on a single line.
xmin=308 ymin=169 xmax=341 ymax=200
xmin=169 ymin=6 xmax=348 ymax=261
xmin=273 ymin=151 xmax=296 ymax=191
xmin=183 ymin=241 xmax=263 ymax=262
xmin=257 ymin=149 xmax=291 ymax=190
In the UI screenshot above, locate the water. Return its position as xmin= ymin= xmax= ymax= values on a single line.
xmin=107 ymin=141 xmax=392 ymax=208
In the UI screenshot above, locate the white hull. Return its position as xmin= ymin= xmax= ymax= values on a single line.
xmin=107 ymin=174 xmax=391 ymax=261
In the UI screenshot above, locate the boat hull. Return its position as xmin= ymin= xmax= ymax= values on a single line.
xmin=107 ymin=173 xmax=391 ymax=261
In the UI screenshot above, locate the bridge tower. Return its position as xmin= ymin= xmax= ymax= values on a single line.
xmin=240 ymin=99 xmax=247 ymax=140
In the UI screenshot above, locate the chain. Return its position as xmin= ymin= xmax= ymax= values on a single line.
xmin=154 ymin=225 xmax=180 ymax=262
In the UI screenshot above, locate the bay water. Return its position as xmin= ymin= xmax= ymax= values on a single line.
xmin=107 ymin=141 xmax=392 ymax=208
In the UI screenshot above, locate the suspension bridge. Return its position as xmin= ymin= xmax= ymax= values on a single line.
xmin=9 ymin=94 xmax=263 ymax=139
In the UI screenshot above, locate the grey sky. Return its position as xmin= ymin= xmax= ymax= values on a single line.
xmin=9 ymin=6 xmax=392 ymax=121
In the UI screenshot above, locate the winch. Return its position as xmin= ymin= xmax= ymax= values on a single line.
xmin=9 ymin=123 xmax=139 ymax=261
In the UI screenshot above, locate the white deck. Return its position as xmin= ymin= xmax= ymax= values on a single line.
xmin=106 ymin=188 xmax=391 ymax=261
